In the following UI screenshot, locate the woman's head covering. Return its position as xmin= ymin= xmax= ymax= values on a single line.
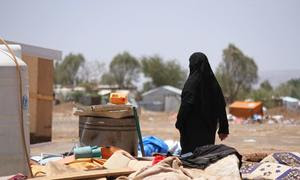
xmin=182 ymin=52 xmax=225 ymax=109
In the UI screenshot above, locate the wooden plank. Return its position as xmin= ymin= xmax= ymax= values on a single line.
xmin=30 ymin=168 xmax=135 ymax=180
xmin=37 ymin=58 xmax=53 ymax=95
xmin=75 ymin=104 xmax=132 ymax=112
xmin=74 ymin=104 xmax=133 ymax=119
xmin=74 ymin=111 xmax=133 ymax=119
xmin=36 ymin=100 xmax=52 ymax=137
xmin=36 ymin=58 xmax=53 ymax=138
xmin=29 ymin=98 xmax=38 ymax=134
xmin=74 ymin=104 xmax=133 ymax=118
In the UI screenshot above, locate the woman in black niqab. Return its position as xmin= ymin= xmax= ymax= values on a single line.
xmin=176 ymin=52 xmax=229 ymax=154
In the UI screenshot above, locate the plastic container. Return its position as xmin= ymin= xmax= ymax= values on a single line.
xmin=74 ymin=146 xmax=101 ymax=159
xmin=0 ymin=45 xmax=30 ymax=176
xmin=109 ymin=93 xmax=128 ymax=104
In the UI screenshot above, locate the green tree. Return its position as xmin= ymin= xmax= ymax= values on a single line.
xmin=249 ymin=80 xmax=274 ymax=107
xmin=260 ymin=80 xmax=273 ymax=91
xmin=215 ymin=44 xmax=258 ymax=102
xmin=101 ymin=52 xmax=140 ymax=88
xmin=141 ymin=55 xmax=187 ymax=91
xmin=101 ymin=73 xmax=116 ymax=85
xmin=275 ymin=78 xmax=300 ymax=99
xmin=54 ymin=53 xmax=85 ymax=86
xmin=77 ymin=60 xmax=105 ymax=83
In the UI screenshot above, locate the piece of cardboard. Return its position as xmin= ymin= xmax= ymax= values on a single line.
xmin=103 ymin=152 xmax=132 ymax=169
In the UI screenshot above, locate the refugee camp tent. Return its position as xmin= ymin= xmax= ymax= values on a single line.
xmin=281 ymin=96 xmax=300 ymax=112
xmin=140 ymin=85 xmax=182 ymax=112
xmin=229 ymin=101 xmax=263 ymax=119
xmin=1 ymin=40 xmax=62 ymax=143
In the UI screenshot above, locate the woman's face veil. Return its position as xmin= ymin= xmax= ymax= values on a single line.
xmin=188 ymin=52 xmax=213 ymax=79
xmin=184 ymin=52 xmax=225 ymax=107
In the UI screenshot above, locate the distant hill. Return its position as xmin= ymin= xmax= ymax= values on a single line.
xmin=258 ymin=69 xmax=300 ymax=88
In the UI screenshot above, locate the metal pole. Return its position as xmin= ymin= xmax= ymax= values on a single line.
xmin=133 ymin=107 xmax=145 ymax=157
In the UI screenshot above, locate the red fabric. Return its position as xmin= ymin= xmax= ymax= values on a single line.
xmin=152 ymin=154 xmax=166 ymax=165
xmin=8 ymin=173 xmax=26 ymax=180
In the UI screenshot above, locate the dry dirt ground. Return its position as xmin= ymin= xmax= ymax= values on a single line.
xmin=31 ymin=103 xmax=300 ymax=155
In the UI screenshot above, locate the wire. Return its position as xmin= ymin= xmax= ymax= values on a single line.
xmin=0 ymin=37 xmax=33 ymax=178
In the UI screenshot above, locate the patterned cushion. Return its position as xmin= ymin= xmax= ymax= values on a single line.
xmin=241 ymin=152 xmax=300 ymax=180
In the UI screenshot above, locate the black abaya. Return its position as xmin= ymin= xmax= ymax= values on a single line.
xmin=176 ymin=52 xmax=229 ymax=154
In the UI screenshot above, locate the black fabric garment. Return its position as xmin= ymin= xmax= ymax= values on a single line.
xmin=180 ymin=144 xmax=242 ymax=169
xmin=175 ymin=52 xmax=229 ymax=154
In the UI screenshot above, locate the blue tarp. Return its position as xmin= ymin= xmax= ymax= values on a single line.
xmin=139 ymin=136 xmax=169 ymax=156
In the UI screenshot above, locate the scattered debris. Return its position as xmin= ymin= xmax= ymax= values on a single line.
xmin=243 ymin=139 xmax=256 ymax=143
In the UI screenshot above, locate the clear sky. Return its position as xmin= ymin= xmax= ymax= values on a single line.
xmin=1 ymin=0 xmax=300 ymax=71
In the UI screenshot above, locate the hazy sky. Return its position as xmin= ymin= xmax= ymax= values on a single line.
xmin=1 ymin=0 xmax=300 ymax=71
